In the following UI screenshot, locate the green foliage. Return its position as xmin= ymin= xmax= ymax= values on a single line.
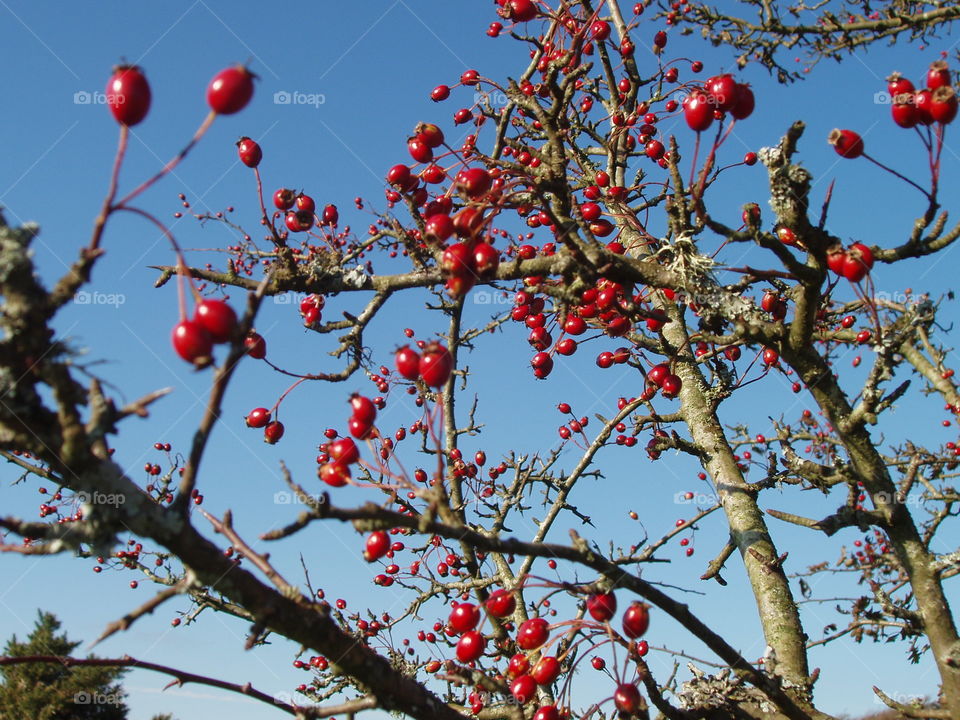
xmin=0 ymin=610 xmax=127 ymax=720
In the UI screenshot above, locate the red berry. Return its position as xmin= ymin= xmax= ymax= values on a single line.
xmin=590 ymin=20 xmax=610 ymax=42
xmin=424 ymin=213 xmax=454 ymax=242
xmin=927 ymin=59 xmax=951 ymax=90
xmin=485 ymin=589 xmax=516 ymax=617
xmin=364 ymin=531 xmax=390 ymax=562
xmin=473 ymin=242 xmax=500 ymax=279
xmin=329 ymin=437 xmax=359 ymax=465
xmin=416 ymin=122 xmax=445 ymax=148
xmin=683 ymin=90 xmax=713 ymax=132
xmin=207 ymin=66 xmax=255 ymax=115
xmin=273 ymin=188 xmax=296 ymax=210
xmin=516 ymin=617 xmax=549 ymax=650
xmin=915 ymin=89 xmax=935 ymax=125
xmin=502 ymin=0 xmax=538 ymax=22
xmin=319 ymin=462 xmax=350 ymax=487
xmin=930 ymin=86 xmax=958 ymax=125
xmin=171 ymin=320 xmax=213 ymax=366
xmin=508 ymin=653 xmax=530 ymax=677
xmin=705 ymin=74 xmax=738 ymax=112
xmin=614 ymin=683 xmax=642 ymax=714
xmin=828 ymin=129 xmax=864 ymax=159
xmin=431 ymin=85 xmax=450 ymax=102
xmin=586 ymin=592 xmax=617 ymax=622
xmin=285 ymin=210 xmax=313 ymax=233
xmin=106 ymin=66 xmax=151 ymax=126
xmin=236 ymin=137 xmax=262 ymax=168
xmin=621 ymin=602 xmax=649 ymax=638
xmin=395 ymin=345 xmax=421 ymax=380
xmin=419 ymin=343 xmax=453 ymax=387
xmin=194 ymin=299 xmax=237 ymax=343
xmin=350 ymin=394 xmax=377 ymax=425
xmin=407 ymin=136 xmax=433 ymax=164
xmin=263 ymin=421 xmax=284 ymax=444
xmin=295 ymin=194 xmax=316 ymax=215
xmin=455 ymin=630 xmax=486 ymax=662
xmin=891 ymin=95 xmax=918 ymax=128
xmin=244 ymin=332 xmax=266 ymax=359
xmin=510 ymin=674 xmax=537 ymax=704
xmin=886 ymin=72 xmax=914 ymax=96
xmin=533 ymin=706 xmax=560 ymax=720
xmin=457 ymin=167 xmax=492 ymax=198
xmin=322 ymin=204 xmax=339 ymax=225
xmin=842 ymin=242 xmax=874 ymax=282
xmin=661 ymin=374 xmax=682 ymax=398
xmin=531 ymin=351 xmax=554 ymax=379
xmin=730 ymin=83 xmax=755 ymax=120
xmin=245 ymin=407 xmax=271 ymax=428
xmin=449 ymin=603 xmax=481 ymax=634
xmin=531 ymin=656 xmax=561 ymax=685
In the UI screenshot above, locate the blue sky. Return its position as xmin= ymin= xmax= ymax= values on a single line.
xmin=0 ymin=2 xmax=957 ymax=719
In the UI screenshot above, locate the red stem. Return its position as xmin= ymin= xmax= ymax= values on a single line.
xmin=115 ymin=111 xmax=216 ymax=208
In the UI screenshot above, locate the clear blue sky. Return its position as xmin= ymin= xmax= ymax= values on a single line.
xmin=0 ymin=2 xmax=956 ymax=719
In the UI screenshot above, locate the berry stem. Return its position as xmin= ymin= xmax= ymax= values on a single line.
xmin=861 ymin=152 xmax=930 ymax=199
xmin=90 ymin=124 xmax=129 ymax=252
xmin=115 ymin=110 xmax=217 ymax=209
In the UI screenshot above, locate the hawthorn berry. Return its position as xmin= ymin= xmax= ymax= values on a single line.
xmin=614 ymin=683 xmax=642 ymax=714
xmin=171 ymin=320 xmax=213 ymax=366
xmin=245 ymin=407 xmax=271 ymax=428
xmin=263 ymin=421 xmax=285 ymax=444
xmin=510 ymin=674 xmax=537 ymax=704
xmin=828 ymin=129 xmax=864 ymax=159
xmin=448 ymin=603 xmax=481 ymax=634
xmin=531 ymin=655 xmax=561 ymax=685
xmin=207 ymin=65 xmax=255 ymax=115
xmin=516 ymin=617 xmax=550 ymax=650
xmin=244 ymin=332 xmax=266 ymax=358
xmin=683 ymin=90 xmax=713 ymax=132
xmin=586 ymin=592 xmax=617 ymax=622
xmin=621 ymin=602 xmax=649 ymax=638
xmin=194 ymin=299 xmax=237 ymax=343
xmin=364 ymin=531 xmax=390 ymax=562
xmin=419 ymin=343 xmax=453 ymax=387
xmin=106 ymin=66 xmax=151 ymax=126
xmin=395 ymin=345 xmax=421 ymax=381
xmin=236 ymin=137 xmax=262 ymax=168
xmin=455 ymin=630 xmax=486 ymax=662
xmin=485 ymin=588 xmax=516 ymax=617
